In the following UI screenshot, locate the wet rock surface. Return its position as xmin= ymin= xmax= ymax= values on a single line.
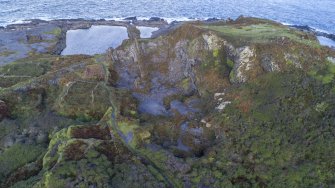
xmin=0 ymin=23 xmax=61 ymax=65
xmin=0 ymin=17 xmax=335 ymax=187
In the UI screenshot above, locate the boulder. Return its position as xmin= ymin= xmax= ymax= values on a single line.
xmin=149 ymin=17 xmax=164 ymax=22
xmin=124 ymin=16 xmax=137 ymax=21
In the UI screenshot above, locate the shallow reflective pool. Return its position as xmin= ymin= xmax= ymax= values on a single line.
xmin=61 ymin=25 xmax=128 ymax=55
xmin=136 ymin=26 xmax=159 ymax=38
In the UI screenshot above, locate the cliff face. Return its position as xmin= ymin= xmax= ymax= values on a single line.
xmin=0 ymin=17 xmax=335 ymax=187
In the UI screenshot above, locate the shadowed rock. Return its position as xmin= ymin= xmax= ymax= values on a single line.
xmin=0 ymin=100 xmax=9 ymax=120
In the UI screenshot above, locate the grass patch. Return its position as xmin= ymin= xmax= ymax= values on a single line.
xmin=308 ymin=62 xmax=335 ymax=84
xmin=201 ymin=24 xmax=320 ymax=47
xmin=0 ymin=144 xmax=45 ymax=182
xmin=11 ymin=175 xmax=41 ymax=188
xmin=0 ymin=49 xmax=16 ymax=57
xmin=226 ymin=58 xmax=234 ymax=68
xmin=44 ymin=28 xmax=62 ymax=37
xmin=0 ymin=60 xmax=51 ymax=77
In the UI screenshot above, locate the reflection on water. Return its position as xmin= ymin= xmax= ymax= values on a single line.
xmin=136 ymin=26 xmax=159 ymax=38
xmin=61 ymin=25 xmax=128 ymax=55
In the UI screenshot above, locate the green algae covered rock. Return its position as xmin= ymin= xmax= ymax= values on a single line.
xmin=54 ymin=81 xmax=114 ymax=121
xmin=38 ymin=122 xmax=167 ymax=188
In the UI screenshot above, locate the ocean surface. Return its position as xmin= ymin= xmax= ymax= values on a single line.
xmin=0 ymin=0 xmax=335 ymax=34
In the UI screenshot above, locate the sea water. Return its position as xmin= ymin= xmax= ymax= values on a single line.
xmin=0 ymin=0 xmax=334 ymax=34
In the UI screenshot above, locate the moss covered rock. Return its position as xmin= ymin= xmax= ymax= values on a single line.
xmin=38 ymin=122 xmax=168 ymax=187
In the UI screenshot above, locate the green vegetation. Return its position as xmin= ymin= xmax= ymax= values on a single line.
xmin=117 ymin=120 xmax=140 ymax=148
xmin=200 ymin=69 xmax=335 ymax=187
xmin=212 ymin=49 xmax=220 ymax=58
xmin=309 ymin=62 xmax=335 ymax=84
xmin=139 ymin=148 xmax=184 ymax=187
xmin=11 ymin=175 xmax=41 ymax=188
xmin=0 ymin=60 xmax=50 ymax=77
xmin=37 ymin=120 xmax=169 ymax=187
xmin=44 ymin=28 xmax=62 ymax=37
xmin=0 ymin=144 xmax=45 ymax=183
xmin=201 ymin=23 xmax=320 ymax=47
xmin=0 ymin=49 xmax=16 ymax=57
xmin=226 ymin=58 xmax=234 ymax=68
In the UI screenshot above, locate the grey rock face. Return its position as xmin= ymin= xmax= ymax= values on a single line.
xmin=2 ymin=135 xmax=15 ymax=148
xmin=327 ymin=57 xmax=335 ymax=64
xmin=0 ymin=23 xmax=60 ymax=65
xmin=231 ymin=46 xmax=257 ymax=83
xmin=261 ymin=55 xmax=280 ymax=72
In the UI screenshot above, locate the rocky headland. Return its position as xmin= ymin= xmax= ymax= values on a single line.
xmin=0 ymin=17 xmax=335 ymax=187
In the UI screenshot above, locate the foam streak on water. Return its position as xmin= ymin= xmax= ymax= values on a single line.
xmin=317 ymin=36 xmax=335 ymax=48
xmin=0 ymin=0 xmax=334 ymax=34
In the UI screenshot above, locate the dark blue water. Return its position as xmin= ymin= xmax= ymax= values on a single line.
xmin=0 ymin=0 xmax=334 ymax=33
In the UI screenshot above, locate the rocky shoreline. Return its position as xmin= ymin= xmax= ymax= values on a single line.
xmin=0 ymin=17 xmax=335 ymax=187
xmin=3 ymin=16 xmax=335 ymax=41
xmin=289 ymin=24 xmax=335 ymax=41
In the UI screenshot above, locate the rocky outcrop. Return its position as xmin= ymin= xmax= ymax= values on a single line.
xmin=39 ymin=121 xmax=168 ymax=187
xmin=202 ymin=32 xmax=225 ymax=50
xmin=231 ymin=46 xmax=257 ymax=83
xmin=327 ymin=56 xmax=335 ymax=64
xmin=261 ymin=55 xmax=280 ymax=72
xmin=0 ymin=23 xmax=62 ymax=65
xmin=1 ymin=17 xmax=335 ymax=188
